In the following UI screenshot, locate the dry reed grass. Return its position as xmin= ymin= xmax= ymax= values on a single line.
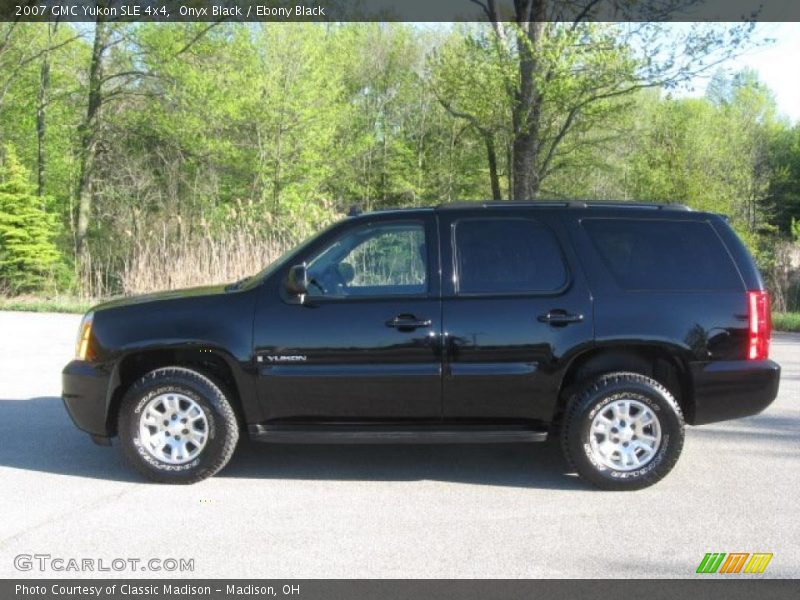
xmin=118 ymin=226 xmax=291 ymax=295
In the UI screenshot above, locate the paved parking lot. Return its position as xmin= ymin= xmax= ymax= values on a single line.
xmin=0 ymin=310 xmax=797 ymax=578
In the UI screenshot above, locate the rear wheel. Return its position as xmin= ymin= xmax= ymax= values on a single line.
xmin=561 ymin=372 xmax=684 ymax=490
xmin=118 ymin=367 xmax=239 ymax=484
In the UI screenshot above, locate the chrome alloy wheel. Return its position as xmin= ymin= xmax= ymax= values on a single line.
xmin=138 ymin=393 xmax=209 ymax=465
xmin=588 ymin=398 xmax=662 ymax=471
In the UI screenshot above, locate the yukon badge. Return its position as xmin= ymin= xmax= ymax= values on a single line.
xmin=258 ymin=355 xmax=308 ymax=363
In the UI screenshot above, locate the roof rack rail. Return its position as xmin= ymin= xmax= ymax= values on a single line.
xmin=582 ymin=201 xmax=691 ymax=211
xmin=435 ymin=200 xmax=691 ymax=211
xmin=436 ymin=200 xmax=570 ymax=209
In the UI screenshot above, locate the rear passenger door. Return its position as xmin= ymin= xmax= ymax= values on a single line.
xmin=439 ymin=210 xmax=593 ymax=424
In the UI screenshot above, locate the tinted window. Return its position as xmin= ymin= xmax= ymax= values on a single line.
xmin=583 ymin=219 xmax=742 ymax=291
xmin=455 ymin=218 xmax=567 ymax=294
xmin=307 ymin=222 xmax=427 ymax=297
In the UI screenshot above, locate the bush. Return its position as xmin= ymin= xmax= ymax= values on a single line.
xmin=773 ymin=312 xmax=800 ymax=333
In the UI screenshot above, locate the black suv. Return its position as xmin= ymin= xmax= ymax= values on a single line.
xmin=63 ymin=201 xmax=780 ymax=489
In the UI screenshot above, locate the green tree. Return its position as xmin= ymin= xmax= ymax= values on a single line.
xmin=475 ymin=1 xmax=756 ymax=198
xmin=328 ymin=24 xmax=432 ymax=209
xmin=625 ymin=70 xmax=780 ymax=257
xmin=430 ymin=27 xmax=513 ymax=200
xmin=769 ymin=124 xmax=800 ymax=236
xmin=0 ymin=145 xmax=60 ymax=293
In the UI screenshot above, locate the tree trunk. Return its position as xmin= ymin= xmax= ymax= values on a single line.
xmin=505 ymin=142 xmax=513 ymax=200
xmin=36 ymin=57 xmax=49 ymax=197
xmin=512 ymin=123 xmax=544 ymax=199
xmin=512 ymin=132 xmax=535 ymax=199
xmin=36 ymin=23 xmax=57 ymax=197
xmin=75 ymin=17 xmax=109 ymax=262
xmin=484 ymin=134 xmax=502 ymax=200
xmin=509 ymin=1 xmax=547 ymax=200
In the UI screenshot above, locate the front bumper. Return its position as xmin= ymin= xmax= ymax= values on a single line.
xmin=62 ymin=360 xmax=113 ymax=439
xmin=689 ymin=359 xmax=781 ymax=425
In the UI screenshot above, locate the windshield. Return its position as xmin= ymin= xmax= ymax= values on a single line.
xmin=244 ymin=221 xmax=342 ymax=287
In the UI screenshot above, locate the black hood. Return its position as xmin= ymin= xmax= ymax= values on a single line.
xmin=92 ymin=284 xmax=230 ymax=312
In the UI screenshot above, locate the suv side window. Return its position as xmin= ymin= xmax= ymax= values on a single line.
xmin=582 ymin=218 xmax=743 ymax=291
xmin=306 ymin=222 xmax=427 ymax=297
xmin=454 ymin=218 xmax=568 ymax=294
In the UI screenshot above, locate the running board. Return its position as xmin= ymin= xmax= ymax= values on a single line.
xmin=248 ymin=423 xmax=548 ymax=444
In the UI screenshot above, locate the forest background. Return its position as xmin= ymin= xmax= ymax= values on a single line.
xmin=1 ymin=13 xmax=799 ymax=327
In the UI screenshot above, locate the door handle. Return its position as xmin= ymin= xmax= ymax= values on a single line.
xmin=386 ymin=315 xmax=432 ymax=331
xmin=537 ymin=310 xmax=584 ymax=326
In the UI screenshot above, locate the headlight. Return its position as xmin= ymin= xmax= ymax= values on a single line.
xmin=75 ymin=312 xmax=95 ymax=361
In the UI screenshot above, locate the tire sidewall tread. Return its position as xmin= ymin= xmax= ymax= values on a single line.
xmin=561 ymin=371 xmax=685 ymax=491
xmin=118 ymin=366 xmax=239 ymax=484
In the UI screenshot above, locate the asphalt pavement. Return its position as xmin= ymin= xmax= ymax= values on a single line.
xmin=0 ymin=310 xmax=797 ymax=578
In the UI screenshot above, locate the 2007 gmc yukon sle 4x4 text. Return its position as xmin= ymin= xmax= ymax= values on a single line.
xmin=63 ymin=201 xmax=781 ymax=489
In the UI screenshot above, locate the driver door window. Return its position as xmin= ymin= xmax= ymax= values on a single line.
xmin=306 ymin=223 xmax=427 ymax=298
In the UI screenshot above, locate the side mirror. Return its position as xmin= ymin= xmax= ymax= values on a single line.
xmin=285 ymin=264 xmax=308 ymax=295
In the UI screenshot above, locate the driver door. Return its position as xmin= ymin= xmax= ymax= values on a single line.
xmin=253 ymin=215 xmax=443 ymax=422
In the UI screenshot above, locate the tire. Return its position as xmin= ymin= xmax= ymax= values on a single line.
xmin=118 ymin=367 xmax=239 ymax=484
xmin=561 ymin=372 xmax=684 ymax=491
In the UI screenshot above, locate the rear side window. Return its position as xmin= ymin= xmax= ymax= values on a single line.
xmin=582 ymin=219 xmax=743 ymax=291
xmin=454 ymin=218 xmax=568 ymax=294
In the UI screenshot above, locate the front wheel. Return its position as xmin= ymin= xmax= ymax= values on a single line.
xmin=118 ymin=367 xmax=239 ymax=484
xmin=561 ymin=372 xmax=684 ymax=491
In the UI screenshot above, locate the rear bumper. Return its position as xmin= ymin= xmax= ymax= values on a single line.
xmin=689 ymin=359 xmax=781 ymax=425
xmin=62 ymin=360 xmax=112 ymax=439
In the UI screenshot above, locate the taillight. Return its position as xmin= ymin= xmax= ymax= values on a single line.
xmin=747 ymin=291 xmax=770 ymax=360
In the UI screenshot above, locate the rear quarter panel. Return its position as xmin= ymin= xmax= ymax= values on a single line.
xmin=564 ymin=211 xmax=750 ymax=363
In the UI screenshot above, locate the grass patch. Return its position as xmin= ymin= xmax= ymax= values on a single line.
xmin=773 ymin=312 xmax=800 ymax=333
xmin=0 ymin=295 xmax=94 ymax=314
